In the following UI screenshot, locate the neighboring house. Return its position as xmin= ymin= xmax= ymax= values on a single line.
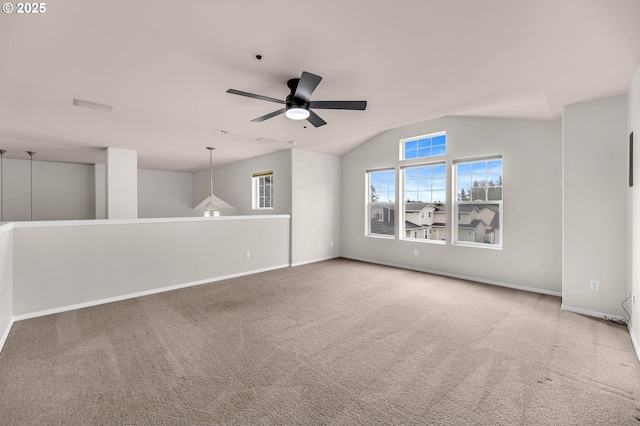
xmin=371 ymin=201 xmax=446 ymax=240
xmin=457 ymin=204 xmax=500 ymax=244
xmin=370 ymin=202 xmax=395 ymax=235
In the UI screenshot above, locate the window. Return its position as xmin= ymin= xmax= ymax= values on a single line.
xmin=401 ymin=163 xmax=446 ymax=242
xmin=252 ymin=171 xmax=273 ymax=209
xmin=367 ymin=169 xmax=395 ymax=237
xmin=401 ymin=132 xmax=446 ymax=160
xmin=454 ymin=157 xmax=503 ymax=247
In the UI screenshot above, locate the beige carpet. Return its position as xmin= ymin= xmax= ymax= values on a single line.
xmin=1 ymin=258 xmax=639 ymax=425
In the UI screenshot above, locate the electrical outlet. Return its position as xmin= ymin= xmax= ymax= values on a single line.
xmin=414 ymin=249 xmax=419 ymax=256
xmin=330 ymin=240 xmax=334 ymax=247
xmin=590 ymin=280 xmax=599 ymax=291
xmin=245 ymin=251 xmax=250 ymax=259
xmin=318 ymin=242 xmax=322 ymax=248
xmin=632 ymin=293 xmax=636 ymax=306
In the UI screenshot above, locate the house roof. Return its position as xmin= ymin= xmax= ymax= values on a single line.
xmin=404 ymin=221 xmax=424 ymax=230
xmin=405 ymin=202 xmax=435 ymax=212
xmin=459 ymin=219 xmax=483 ymax=229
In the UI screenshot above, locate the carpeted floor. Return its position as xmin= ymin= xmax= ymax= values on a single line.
xmin=1 ymin=258 xmax=639 ymax=425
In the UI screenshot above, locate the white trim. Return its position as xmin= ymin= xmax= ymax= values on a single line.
xmin=343 ymin=255 xmax=562 ymax=297
xmin=628 ymin=323 xmax=640 ymax=365
xmin=0 ymin=319 xmax=14 ymax=354
xmin=9 ymin=215 xmax=291 ymax=229
xmin=560 ymin=304 xmax=616 ymax=319
xmin=12 ymin=264 xmax=290 ymax=321
xmin=291 ymin=255 xmax=340 ymax=267
xmin=0 ymin=222 xmax=14 ymax=233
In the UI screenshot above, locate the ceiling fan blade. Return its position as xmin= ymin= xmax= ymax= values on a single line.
xmin=251 ymin=108 xmax=286 ymax=122
xmin=293 ymin=72 xmax=322 ymax=101
xmin=307 ymin=110 xmax=327 ymax=127
xmin=309 ymin=100 xmax=367 ymax=110
xmin=227 ymin=89 xmax=285 ymax=104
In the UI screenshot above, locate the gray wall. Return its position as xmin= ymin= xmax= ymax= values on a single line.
xmin=193 ymin=150 xmax=292 ymax=216
xmin=1 ymin=158 xmax=95 ymax=222
xmin=562 ymin=95 xmax=628 ymax=317
xmin=628 ymin=62 xmax=640 ymax=350
xmin=341 ymin=116 xmax=563 ymax=294
xmin=0 ymin=224 xmax=12 ymax=351
xmin=138 ymin=169 xmax=199 ymax=218
xmin=12 ymin=216 xmax=290 ymax=316
xmin=291 ymin=149 xmax=342 ymax=265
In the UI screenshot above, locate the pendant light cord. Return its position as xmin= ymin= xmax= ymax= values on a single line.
xmin=27 ymin=151 xmax=35 ymax=221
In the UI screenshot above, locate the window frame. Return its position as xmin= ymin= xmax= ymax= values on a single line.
xmin=366 ymin=168 xmax=396 ymax=239
xmin=399 ymin=131 xmax=447 ymax=161
xmin=252 ymin=171 xmax=274 ymax=210
xmin=452 ymin=156 xmax=503 ymax=249
xmin=400 ymin=161 xmax=447 ymax=245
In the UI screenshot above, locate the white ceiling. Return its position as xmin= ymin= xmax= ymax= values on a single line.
xmin=1 ymin=0 xmax=639 ymax=172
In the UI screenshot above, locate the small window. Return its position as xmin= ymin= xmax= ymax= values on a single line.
xmin=252 ymin=171 xmax=273 ymax=209
xmin=367 ymin=169 xmax=395 ymax=237
xmin=401 ymin=132 xmax=446 ymax=160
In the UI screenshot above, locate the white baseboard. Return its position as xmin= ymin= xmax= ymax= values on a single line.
xmin=13 ymin=263 xmax=291 ymax=322
xmin=342 ymin=256 xmax=562 ymax=297
xmin=291 ymin=255 xmax=340 ymax=267
xmin=0 ymin=318 xmax=14 ymax=354
xmin=560 ymin=304 xmax=620 ymax=320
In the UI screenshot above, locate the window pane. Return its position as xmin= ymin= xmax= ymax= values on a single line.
xmin=368 ymin=170 xmax=395 ymax=236
xmin=402 ymin=162 xmax=447 ymax=242
xmin=454 ymin=158 xmax=502 ymax=248
xmin=457 ymin=163 xmax=471 ymax=174
xmin=471 ymin=162 xmax=487 ymax=174
xmin=487 ymin=187 xmax=502 ymax=200
xmin=401 ymin=133 xmax=446 ymax=160
xmin=418 ymin=138 xmax=432 ymax=148
xmin=417 ymin=148 xmax=431 ymax=158
xmin=431 ymin=145 xmax=446 ymax=156
xmin=432 ymin=135 xmax=446 ymax=146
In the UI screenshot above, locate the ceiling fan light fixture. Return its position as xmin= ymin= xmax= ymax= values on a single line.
xmin=285 ymin=107 xmax=310 ymax=120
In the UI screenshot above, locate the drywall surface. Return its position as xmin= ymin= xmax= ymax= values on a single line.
xmin=0 ymin=158 xmax=95 ymax=221
xmin=291 ymin=150 xmax=341 ymax=265
xmin=341 ymin=116 xmax=562 ymax=294
xmin=563 ymin=95 xmax=628 ymax=316
xmin=107 ymin=147 xmax=137 ymax=219
xmin=193 ymin=150 xmax=292 ymax=215
xmin=0 ymin=224 xmax=12 ymax=351
xmin=12 ymin=216 xmax=290 ymax=316
xmin=138 ymin=169 xmax=199 ymax=218
xmin=628 ymin=63 xmax=640 ymax=351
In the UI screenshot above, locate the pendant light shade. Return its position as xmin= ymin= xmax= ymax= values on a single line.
xmin=204 ymin=147 xmax=220 ymax=217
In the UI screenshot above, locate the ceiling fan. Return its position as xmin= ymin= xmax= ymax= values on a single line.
xmin=226 ymin=71 xmax=367 ymax=127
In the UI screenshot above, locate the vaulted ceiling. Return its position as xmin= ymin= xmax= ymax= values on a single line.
xmin=1 ymin=0 xmax=639 ymax=172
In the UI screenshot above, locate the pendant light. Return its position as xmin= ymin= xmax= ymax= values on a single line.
xmin=27 ymin=151 xmax=35 ymax=221
xmin=0 ymin=150 xmax=5 ymax=222
xmin=204 ymin=147 xmax=220 ymax=217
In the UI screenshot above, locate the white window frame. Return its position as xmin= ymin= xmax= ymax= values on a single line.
xmin=399 ymin=161 xmax=447 ymax=245
xmin=366 ymin=168 xmax=396 ymax=239
xmin=399 ymin=131 xmax=446 ymax=161
xmin=252 ymin=171 xmax=273 ymax=210
xmin=452 ymin=156 xmax=503 ymax=249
